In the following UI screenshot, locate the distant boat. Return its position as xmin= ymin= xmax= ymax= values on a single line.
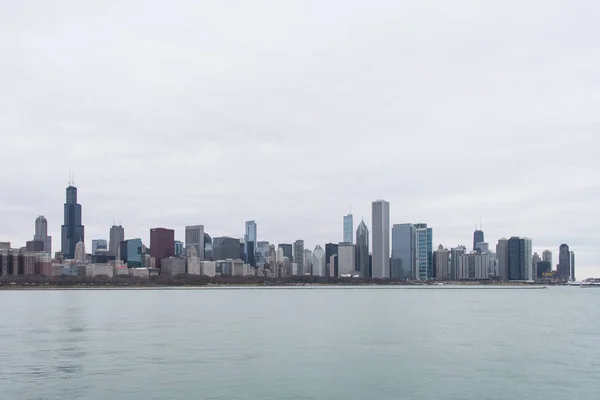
xmin=581 ymin=282 xmax=600 ymax=288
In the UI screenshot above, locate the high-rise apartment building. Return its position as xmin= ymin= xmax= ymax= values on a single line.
xmin=558 ymin=244 xmax=570 ymax=280
xmin=61 ymin=184 xmax=84 ymax=259
xmin=391 ymin=223 xmax=414 ymax=279
xmin=109 ymin=225 xmax=125 ymax=257
xmin=542 ymin=250 xmax=552 ymax=266
xmin=570 ymin=251 xmax=575 ymax=281
xmin=355 ymin=220 xmax=370 ymax=277
xmin=473 ymin=229 xmax=484 ymax=252
xmin=150 ymin=228 xmax=175 ymax=270
xmin=33 ymin=215 xmax=52 ymax=254
xmin=293 ymin=240 xmax=304 ymax=275
xmin=244 ymin=221 xmax=257 ymax=265
xmin=185 ymin=225 xmax=205 ymax=261
xmin=338 ymin=243 xmax=356 ymax=276
xmin=435 ymin=245 xmax=451 ymax=279
xmin=312 ymin=245 xmax=326 ymax=276
xmin=450 ymin=246 xmax=466 ymax=280
xmin=371 ymin=200 xmax=390 ymax=279
xmin=507 ymin=237 xmax=526 ymax=280
xmin=414 ymin=223 xmax=433 ymax=280
xmin=495 ymin=239 xmax=508 ymax=279
xmin=523 ymin=238 xmax=532 ymax=280
xmin=343 ymin=214 xmax=353 ymax=244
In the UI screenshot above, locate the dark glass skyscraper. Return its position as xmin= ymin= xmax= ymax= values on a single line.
xmin=61 ymin=185 xmax=84 ymax=259
xmin=507 ymin=236 xmax=525 ymax=280
xmin=278 ymin=243 xmax=293 ymax=261
xmin=356 ymin=220 xmax=370 ymax=278
xmin=558 ymin=244 xmax=570 ymax=280
xmin=473 ymin=229 xmax=484 ymax=252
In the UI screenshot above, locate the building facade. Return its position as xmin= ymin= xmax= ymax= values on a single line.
xmin=92 ymin=239 xmax=108 ymax=255
xmin=371 ymin=200 xmax=390 ymax=279
xmin=507 ymin=237 xmax=526 ymax=280
xmin=34 ymin=215 xmax=52 ymax=254
xmin=435 ymin=245 xmax=451 ymax=279
xmin=496 ymin=238 xmax=508 ymax=279
xmin=338 ymin=243 xmax=356 ymax=277
xmin=414 ymin=223 xmax=433 ymax=280
xmin=185 ymin=225 xmax=205 ymax=261
xmin=391 ymin=223 xmax=414 ymax=279
xmin=343 ymin=214 xmax=353 ymax=244
xmin=213 ymin=237 xmax=241 ymax=261
xmin=278 ymin=243 xmax=293 ymax=261
xmin=293 ymin=240 xmax=305 ymax=275
xmin=150 ymin=228 xmax=175 ymax=270
xmin=244 ymin=221 xmax=257 ymax=265
xmin=312 ymin=245 xmax=326 ymax=276
xmin=61 ymin=185 xmax=85 ymax=259
xmin=558 ymin=244 xmax=570 ymax=280
xmin=109 ymin=225 xmax=125 ymax=257
xmin=473 ymin=230 xmax=484 ymax=252
xmin=356 ymin=220 xmax=370 ymax=278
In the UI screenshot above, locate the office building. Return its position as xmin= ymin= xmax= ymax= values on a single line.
xmin=150 ymin=228 xmax=175 ymax=270
xmin=456 ymin=252 xmax=490 ymax=280
xmin=174 ymin=240 xmax=184 ymax=257
xmin=414 ymin=223 xmax=433 ymax=280
xmin=278 ymin=243 xmax=293 ymax=261
xmin=496 ymin=239 xmax=508 ymax=279
xmin=343 ymin=214 xmax=353 ymax=244
xmin=256 ymin=241 xmax=271 ymax=266
xmin=391 ymin=223 xmax=414 ymax=279
xmin=185 ymin=225 xmax=205 ymax=261
xmin=558 ymin=244 xmax=570 ymax=280
xmin=450 ymin=246 xmax=466 ymax=280
xmin=33 ymin=215 xmax=52 ymax=254
xmin=542 ymin=249 xmax=552 ymax=266
xmin=244 ymin=221 xmax=257 ymax=264
xmin=338 ymin=243 xmax=356 ymax=276
xmin=186 ymin=246 xmax=201 ymax=275
xmin=161 ymin=257 xmax=186 ymax=276
xmin=74 ymin=241 xmax=86 ymax=262
xmin=213 ymin=237 xmax=241 ymax=261
xmin=204 ymin=233 xmax=213 ymax=260
xmin=435 ymin=245 xmax=451 ymax=279
xmin=532 ymin=252 xmax=541 ymax=281
xmin=523 ymin=238 xmax=532 ymax=280
xmin=372 ymin=199 xmax=390 ymax=279
xmin=26 ymin=240 xmax=45 ymax=252
xmin=570 ymin=251 xmax=575 ymax=281
xmin=325 ymin=243 xmax=339 ymax=277
xmin=475 ymin=242 xmax=489 ymax=254
xmin=303 ymin=248 xmax=313 ymax=275
xmin=109 ymin=225 xmax=125 ymax=257
xmin=537 ymin=261 xmax=552 ymax=278
xmin=120 ymin=238 xmax=143 ymax=268
xmin=356 ymin=220 xmax=370 ymax=277
xmin=92 ymin=239 xmax=108 ymax=255
xmin=61 ymin=184 xmax=85 ymax=259
xmin=293 ymin=240 xmax=305 ymax=275
xmin=312 ymin=245 xmax=326 ymax=276
xmin=473 ymin=229 xmax=484 ymax=252
xmin=507 ymin=237 xmax=526 ymax=280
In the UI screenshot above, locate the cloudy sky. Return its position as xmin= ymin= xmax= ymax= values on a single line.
xmin=1 ymin=1 xmax=598 ymax=278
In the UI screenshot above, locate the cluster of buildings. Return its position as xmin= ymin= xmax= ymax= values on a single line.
xmin=0 ymin=186 xmax=577 ymax=282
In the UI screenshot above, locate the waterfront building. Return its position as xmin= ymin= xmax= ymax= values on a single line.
xmin=558 ymin=244 xmax=570 ymax=280
xmin=293 ymin=240 xmax=305 ymax=275
xmin=109 ymin=225 xmax=125 ymax=257
xmin=507 ymin=237 xmax=526 ymax=280
xmin=542 ymin=249 xmax=552 ymax=266
xmin=204 ymin=233 xmax=213 ymax=261
xmin=185 ymin=225 xmax=205 ymax=261
xmin=356 ymin=220 xmax=370 ymax=277
xmin=312 ymin=245 xmax=326 ymax=276
xmin=473 ymin=229 xmax=484 ymax=252
xmin=532 ymin=252 xmax=541 ymax=281
xmin=343 ymin=213 xmax=353 ymax=244
xmin=174 ymin=240 xmax=184 ymax=257
xmin=450 ymin=246 xmax=467 ymax=280
xmin=537 ymin=261 xmax=552 ymax=278
xmin=33 ymin=215 xmax=52 ymax=254
xmin=435 ymin=245 xmax=451 ymax=279
xmin=338 ymin=243 xmax=356 ymax=276
xmin=74 ymin=241 xmax=86 ymax=262
xmin=256 ymin=241 xmax=270 ymax=266
xmin=278 ymin=243 xmax=293 ymax=261
xmin=371 ymin=200 xmax=390 ymax=278
xmin=61 ymin=184 xmax=85 ymax=259
xmin=391 ymin=223 xmax=414 ymax=279
xmin=570 ymin=251 xmax=575 ymax=281
xmin=414 ymin=223 xmax=433 ymax=280
xmin=325 ymin=243 xmax=339 ymax=277
xmin=186 ymin=246 xmax=201 ymax=275
xmin=456 ymin=252 xmax=490 ymax=279
xmin=200 ymin=261 xmax=216 ymax=277
xmin=244 ymin=221 xmax=257 ymax=265
xmin=496 ymin=238 xmax=508 ymax=279
xmin=120 ymin=238 xmax=143 ymax=268
xmin=523 ymin=238 xmax=533 ymax=280
xmin=303 ymin=248 xmax=313 ymax=275
xmin=150 ymin=228 xmax=175 ymax=270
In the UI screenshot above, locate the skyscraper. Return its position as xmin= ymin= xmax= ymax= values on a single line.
xmin=74 ymin=241 xmax=86 ymax=262
xmin=109 ymin=225 xmax=125 ymax=257
xmin=473 ymin=229 xmax=484 ymax=252
xmin=496 ymin=238 xmax=508 ymax=279
xmin=92 ymin=239 xmax=108 ymax=254
xmin=450 ymin=246 xmax=466 ymax=280
xmin=61 ymin=184 xmax=84 ymax=259
xmin=414 ymin=223 xmax=433 ymax=280
xmin=542 ymin=250 xmax=552 ymax=266
xmin=338 ymin=243 xmax=356 ymax=276
xmin=293 ymin=240 xmax=304 ymax=275
xmin=325 ymin=243 xmax=339 ymax=277
xmin=523 ymin=238 xmax=533 ymax=280
xmin=507 ymin=237 xmax=526 ymax=280
xmin=391 ymin=223 xmax=415 ymax=279
xmin=204 ymin=233 xmax=213 ymax=261
xmin=303 ymin=248 xmax=313 ymax=275
xmin=570 ymin=251 xmax=575 ymax=281
xmin=343 ymin=214 xmax=353 ymax=244
xmin=244 ymin=221 xmax=257 ymax=265
xmin=185 ymin=225 xmax=205 ymax=261
xmin=33 ymin=215 xmax=51 ymax=254
xmin=558 ymin=244 xmax=570 ymax=280
xmin=372 ymin=200 xmax=390 ymax=278
xmin=278 ymin=243 xmax=293 ymax=261
xmin=435 ymin=245 xmax=451 ymax=279
xmin=213 ymin=237 xmax=241 ymax=261
xmin=312 ymin=245 xmax=326 ymax=276
xmin=174 ymin=240 xmax=184 ymax=257
xmin=532 ymin=252 xmax=541 ymax=281
xmin=150 ymin=228 xmax=175 ymax=270
xmin=355 ymin=220 xmax=370 ymax=277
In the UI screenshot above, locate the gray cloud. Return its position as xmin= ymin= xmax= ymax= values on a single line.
xmin=1 ymin=0 xmax=598 ymax=277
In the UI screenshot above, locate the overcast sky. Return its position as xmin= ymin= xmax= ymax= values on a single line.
xmin=1 ymin=1 xmax=598 ymax=278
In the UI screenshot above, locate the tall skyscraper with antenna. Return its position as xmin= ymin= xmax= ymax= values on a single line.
xmin=61 ymin=174 xmax=84 ymax=259
xmin=473 ymin=220 xmax=484 ymax=252
xmin=343 ymin=212 xmax=353 ymax=244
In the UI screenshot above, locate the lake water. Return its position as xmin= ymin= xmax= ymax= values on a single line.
xmin=0 ymin=286 xmax=598 ymax=400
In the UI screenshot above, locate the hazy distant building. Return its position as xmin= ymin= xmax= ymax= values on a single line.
xmin=570 ymin=251 xmax=575 ymax=281
xmin=303 ymin=248 xmax=313 ymax=275
xmin=558 ymin=244 xmax=570 ymax=280
xmin=92 ymin=239 xmax=108 ymax=255
xmin=204 ymin=233 xmax=213 ymax=261
xmin=150 ymin=228 xmax=175 ymax=270
xmin=391 ymin=223 xmax=414 ymax=279
xmin=161 ymin=257 xmax=186 ymax=276
xmin=343 ymin=214 xmax=353 ymax=244
xmin=120 ymin=238 xmax=142 ymax=268
xmin=537 ymin=261 xmax=552 ymax=278
xmin=174 ymin=240 xmax=184 ymax=257
xmin=372 ymin=200 xmax=390 ymax=279
xmin=61 ymin=185 xmax=84 ymax=259
xmin=414 ymin=223 xmax=433 ymax=280
xmin=542 ymin=250 xmax=552 ymax=266
xmin=496 ymin=239 xmax=508 ymax=279
xmin=293 ymin=240 xmax=304 ymax=275
xmin=523 ymin=238 xmax=533 ymax=280
xmin=355 ymin=220 xmax=370 ymax=277
xmin=74 ymin=241 xmax=86 ymax=262
xmin=338 ymin=243 xmax=356 ymax=276
xmin=456 ymin=252 xmax=490 ymax=280
xmin=26 ymin=240 xmax=45 ymax=253
xmin=473 ymin=230 xmax=484 ymax=252
xmin=475 ymin=242 xmax=489 ymax=254
xmin=532 ymin=252 xmax=541 ymax=281
xmin=507 ymin=237 xmax=526 ymax=280
xmin=33 ymin=215 xmax=52 ymax=254
xmin=312 ymin=245 xmax=326 ymax=276
xmin=109 ymin=225 xmax=125 ymax=257
xmin=325 ymin=243 xmax=339 ymax=277
xmin=450 ymin=246 xmax=466 ymax=280
xmin=278 ymin=243 xmax=293 ymax=261
xmin=435 ymin=245 xmax=451 ymax=279
xmin=244 ymin=221 xmax=257 ymax=265
xmin=256 ymin=241 xmax=270 ymax=266
xmin=329 ymin=255 xmax=338 ymax=277
xmin=213 ymin=237 xmax=242 ymax=261
xmin=186 ymin=246 xmax=201 ymax=275
xmin=185 ymin=225 xmax=205 ymax=261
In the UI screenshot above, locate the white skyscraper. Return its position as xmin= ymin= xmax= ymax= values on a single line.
xmin=343 ymin=214 xmax=353 ymax=243
xmin=34 ymin=215 xmax=52 ymax=254
xmin=523 ymin=238 xmax=533 ymax=281
xmin=312 ymin=245 xmax=326 ymax=276
xmin=338 ymin=243 xmax=356 ymax=276
xmin=185 ymin=225 xmax=205 ymax=261
xmin=371 ymin=200 xmax=390 ymax=278
xmin=74 ymin=241 xmax=86 ymax=262
xmin=303 ymin=248 xmax=313 ymax=275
